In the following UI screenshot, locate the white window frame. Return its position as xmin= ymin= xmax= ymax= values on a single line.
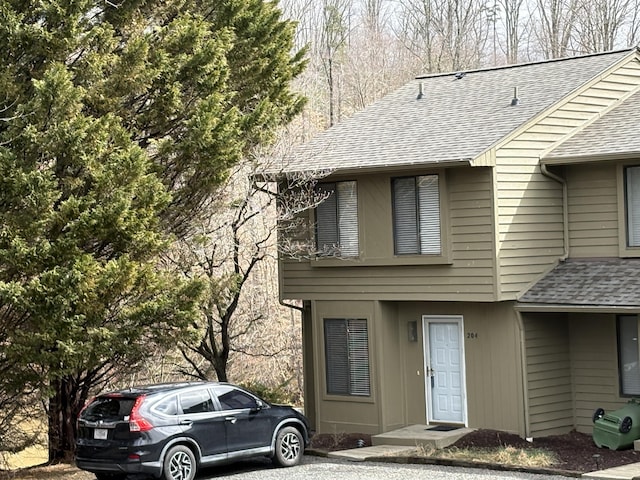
xmin=324 ymin=318 xmax=371 ymax=397
xmin=392 ymin=175 xmax=441 ymax=255
xmin=315 ymin=181 xmax=359 ymax=257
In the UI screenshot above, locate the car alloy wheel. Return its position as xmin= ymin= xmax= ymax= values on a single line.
xmin=273 ymin=426 xmax=303 ymax=467
xmin=163 ymin=445 xmax=196 ymax=480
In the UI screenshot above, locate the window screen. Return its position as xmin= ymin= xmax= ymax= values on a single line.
xmin=392 ymin=175 xmax=441 ymax=255
xmin=324 ymin=318 xmax=370 ymax=396
xmin=618 ymin=315 xmax=640 ymax=396
xmin=315 ymin=181 xmax=359 ymax=257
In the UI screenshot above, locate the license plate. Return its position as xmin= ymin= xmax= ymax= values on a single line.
xmin=94 ymin=428 xmax=108 ymax=440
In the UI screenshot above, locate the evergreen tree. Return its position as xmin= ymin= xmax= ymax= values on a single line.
xmin=0 ymin=0 xmax=305 ymax=461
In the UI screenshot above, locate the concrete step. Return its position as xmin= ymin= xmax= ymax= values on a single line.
xmin=372 ymin=424 xmax=474 ymax=449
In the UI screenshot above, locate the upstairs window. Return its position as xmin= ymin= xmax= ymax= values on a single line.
xmin=626 ymin=166 xmax=640 ymax=247
xmin=392 ymin=175 xmax=441 ymax=255
xmin=324 ymin=318 xmax=370 ymax=396
xmin=315 ymin=181 xmax=359 ymax=257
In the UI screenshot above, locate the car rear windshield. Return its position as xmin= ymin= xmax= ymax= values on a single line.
xmin=84 ymin=396 xmax=137 ymax=421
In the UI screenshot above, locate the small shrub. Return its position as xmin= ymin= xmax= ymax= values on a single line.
xmin=240 ymin=380 xmax=296 ymax=405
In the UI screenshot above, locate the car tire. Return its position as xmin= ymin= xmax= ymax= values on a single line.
xmin=163 ymin=445 xmax=196 ymax=480
xmin=620 ymin=416 xmax=633 ymax=434
xmin=272 ymin=426 xmax=303 ymax=467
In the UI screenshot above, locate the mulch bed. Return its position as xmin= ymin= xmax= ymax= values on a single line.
xmin=310 ymin=429 xmax=640 ymax=474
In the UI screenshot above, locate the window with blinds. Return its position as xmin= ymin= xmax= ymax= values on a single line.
xmin=626 ymin=167 xmax=640 ymax=247
xmin=392 ymin=175 xmax=441 ymax=255
xmin=324 ymin=318 xmax=370 ymax=397
xmin=618 ymin=315 xmax=640 ymax=396
xmin=315 ymin=181 xmax=359 ymax=257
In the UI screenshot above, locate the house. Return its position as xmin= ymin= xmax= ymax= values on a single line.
xmin=275 ymin=47 xmax=640 ymax=439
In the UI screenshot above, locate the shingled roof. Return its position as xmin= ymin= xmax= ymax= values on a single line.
xmin=544 ymin=88 xmax=640 ymax=163
xmin=275 ymin=49 xmax=635 ymax=174
xmin=519 ymin=258 xmax=640 ymax=307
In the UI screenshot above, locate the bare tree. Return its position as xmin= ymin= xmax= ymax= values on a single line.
xmin=396 ymin=0 xmax=491 ymax=73
xmin=319 ymin=0 xmax=354 ymax=126
xmin=533 ymin=0 xmax=579 ymax=58
xmin=574 ymin=0 xmax=636 ymax=52
xmin=627 ymin=1 xmax=640 ymax=47
xmin=497 ymin=0 xmax=527 ymax=63
xmin=161 ymin=144 xmax=329 ymax=399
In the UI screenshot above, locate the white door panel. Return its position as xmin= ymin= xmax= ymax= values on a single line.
xmin=423 ymin=317 xmax=466 ymax=424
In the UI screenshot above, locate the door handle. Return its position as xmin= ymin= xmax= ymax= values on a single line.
xmin=180 ymin=420 xmax=193 ymax=426
xmin=225 ymin=416 xmax=237 ymax=424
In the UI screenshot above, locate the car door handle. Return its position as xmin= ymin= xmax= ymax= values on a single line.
xmin=225 ymin=416 xmax=237 ymax=424
xmin=180 ymin=420 xmax=193 ymax=426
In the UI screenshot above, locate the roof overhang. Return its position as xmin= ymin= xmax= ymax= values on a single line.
xmin=515 ymin=303 xmax=640 ymax=313
xmin=543 ymin=151 xmax=640 ymax=166
xmin=256 ymin=157 xmax=477 ymax=181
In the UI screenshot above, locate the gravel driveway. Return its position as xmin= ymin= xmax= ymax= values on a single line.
xmin=197 ymin=455 xmax=571 ymax=480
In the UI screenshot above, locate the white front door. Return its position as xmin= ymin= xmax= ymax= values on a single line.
xmin=423 ymin=316 xmax=466 ymax=424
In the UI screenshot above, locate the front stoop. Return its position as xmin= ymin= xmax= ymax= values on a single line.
xmin=327 ymin=445 xmax=416 ymax=462
xmin=372 ymin=424 xmax=474 ymax=450
xmin=582 ymin=462 xmax=640 ymax=479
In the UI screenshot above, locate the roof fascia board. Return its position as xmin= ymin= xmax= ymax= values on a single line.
xmin=469 ymin=148 xmax=496 ymax=167
xmin=307 ymin=159 xmax=474 ymax=178
xmin=474 ymin=48 xmax=638 ymax=162
xmin=543 ymin=151 xmax=640 ymax=166
xmin=515 ymin=303 xmax=640 ymax=313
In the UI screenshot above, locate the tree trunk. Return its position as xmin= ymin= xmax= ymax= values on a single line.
xmin=48 ymin=377 xmax=83 ymax=463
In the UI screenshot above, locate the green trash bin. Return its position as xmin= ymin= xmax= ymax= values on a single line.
xmin=593 ymin=400 xmax=640 ymax=450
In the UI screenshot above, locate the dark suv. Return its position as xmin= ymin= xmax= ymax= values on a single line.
xmin=76 ymin=382 xmax=310 ymax=480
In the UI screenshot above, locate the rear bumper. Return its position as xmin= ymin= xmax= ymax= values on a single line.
xmin=75 ymin=457 xmax=162 ymax=477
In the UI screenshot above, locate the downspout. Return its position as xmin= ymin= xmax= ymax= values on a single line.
xmin=540 ymin=163 xmax=569 ymax=261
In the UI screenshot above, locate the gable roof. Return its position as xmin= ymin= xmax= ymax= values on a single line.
xmin=518 ymin=258 xmax=640 ymax=307
xmin=275 ymin=49 xmax=635 ymax=175
xmin=544 ymin=88 xmax=640 ymax=164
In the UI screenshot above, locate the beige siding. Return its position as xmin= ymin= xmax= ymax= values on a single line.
xmin=523 ymin=314 xmax=573 ymax=437
xmin=312 ymin=300 xmax=524 ymax=436
xmin=281 ymin=167 xmax=496 ymax=302
xmin=568 ymin=314 xmax=626 ymax=434
xmin=495 ymin=158 xmax=564 ymax=297
xmin=566 ymin=163 xmax=619 ymax=258
xmin=312 ymin=300 xmax=381 ymax=434
xmin=377 ymin=301 xmax=405 ymax=431
xmin=496 ymin=58 xmax=640 ymax=298
xmin=399 ymin=302 xmax=524 ymax=435
xmin=523 ymin=313 xmax=631 ymax=437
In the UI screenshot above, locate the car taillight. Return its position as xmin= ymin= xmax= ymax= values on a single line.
xmin=129 ymin=396 xmax=153 ymax=432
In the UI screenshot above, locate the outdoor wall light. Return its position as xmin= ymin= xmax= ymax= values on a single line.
xmin=408 ymin=321 xmax=418 ymax=342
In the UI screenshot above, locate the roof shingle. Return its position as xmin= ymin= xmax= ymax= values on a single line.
xmin=275 ymin=49 xmax=634 ymax=174
xmin=545 ymin=88 xmax=640 ymax=162
xmin=519 ymin=258 xmax=640 ymax=307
